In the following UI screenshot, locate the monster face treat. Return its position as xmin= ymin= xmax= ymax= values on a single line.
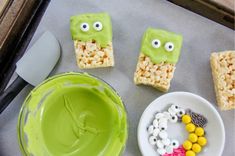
xmin=134 ymin=28 xmax=183 ymax=92
xmin=70 ymin=13 xmax=114 ymax=69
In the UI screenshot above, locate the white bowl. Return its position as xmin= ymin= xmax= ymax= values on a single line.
xmin=138 ymin=92 xmax=225 ymax=156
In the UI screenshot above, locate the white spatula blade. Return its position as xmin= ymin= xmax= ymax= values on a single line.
xmin=16 ymin=31 xmax=60 ymax=86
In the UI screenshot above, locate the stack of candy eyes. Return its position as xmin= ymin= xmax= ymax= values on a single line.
xmin=147 ymin=104 xmax=208 ymax=156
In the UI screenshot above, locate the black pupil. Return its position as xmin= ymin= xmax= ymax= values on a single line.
xmin=96 ymin=24 xmax=99 ymax=27
xmin=161 ymin=128 xmax=164 ymax=130
xmin=180 ymin=112 xmax=182 ymax=114
xmin=154 ymin=41 xmax=158 ymax=45
xmin=154 ymin=139 xmax=156 ymax=141
xmin=169 ymin=45 xmax=172 ymax=49
xmin=173 ymin=143 xmax=176 ymax=145
xmin=83 ymin=25 xmax=87 ymax=28
xmin=172 ymin=117 xmax=175 ymax=119
xmin=175 ymin=106 xmax=178 ymax=109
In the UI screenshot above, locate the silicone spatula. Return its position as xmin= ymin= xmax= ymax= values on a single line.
xmin=0 ymin=31 xmax=60 ymax=114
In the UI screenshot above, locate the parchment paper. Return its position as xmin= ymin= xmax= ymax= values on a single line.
xmin=0 ymin=0 xmax=234 ymax=155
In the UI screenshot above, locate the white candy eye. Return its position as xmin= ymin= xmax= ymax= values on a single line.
xmin=159 ymin=130 xmax=168 ymax=139
xmin=151 ymin=39 xmax=161 ymax=48
xmin=153 ymin=119 xmax=159 ymax=128
xmin=171 ymin=104 xmax=180 ymax=112
xmin=157 ymin=140 xmax=164 ymax=148
xmin=147 ymin=125 xmax=154 ymax=134
xmin=149 ymin=136 xmax=157 ymax=145
xmin=159 ymin=122 xmax=167 ymax=131
xmin=93 ymin=21 xmax=103 ymax=31
xmin=162 ymin=138 xmax=171 ymax=146
xmin=153 ymin=128 xmax=160 ymax=136
xmin=80 ymin=23 xmax=89 ymax=32
xmin=165 ymin=42 xmax=174 ymax=52
xmin=169 ymin=115 xmax=178 ymax=123
xmin=155 ymin=113 xmax=164 ymax=119
xmin=177 ymin=109 xmax=185 ymax=117
xmin=171 ymin=140 xmax=179 ymax=149
xmin=168 ymin=107 xmax=176 ymax=116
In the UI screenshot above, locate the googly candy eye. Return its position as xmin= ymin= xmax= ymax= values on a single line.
xmin=157 ymin=140 xmax=164 ymax=148
xmin=171 ymin=104 xmax=180 ymax=112
xmin=159 ymin=117 xmax=168 ymax=124
xmin=80 ymin=23 xmax=89 ymax=32
xmin=171 ymin=140 xmax=179 ymax=149
xmin=157 ymin=148 xmax=166 ymax=155
xmin=151 ymin=39 xmax=161 ymax=48
xmin=155 ymin=112 xmax=164 ymax=119
xmin=153 ymin=119 xmax=159 ymax=128
xmin=163 ymin=112 xmax=171 ymax=120
xmin=165 ymin=145 xmax=174 ymax=154
xmin=159 ymin=130 xmax=168 ymax=139
xmin=165 ymin=42 xmax=174 ymax=52
xmin=153 ymin=128 xmax=160 ymax=137
xmin=159 ymin=122 xmax=167 ymax=131
xmin=149 ymin=136 xmax=157 ymax=145
xmin=147 ymin=125 xmax=155 ymax=134
xmin=93 ymin=21 xmax=103 ymax=31
xmin=162 ymin=138 xmax=171 ymax=146
xmin=177 ymin=109 xmax=185 ymax=117
xmin=169 ymin=115 xmax=178 ymax=123
xmin=168 ymin=107 xmax=176 ymax=116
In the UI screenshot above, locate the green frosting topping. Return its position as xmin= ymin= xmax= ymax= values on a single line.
xmin=141 ymin=28 xmax=183 ymax=64
xmin=18 ymin=73 xmax=127 ymax=156
xmin=70 ymin=13 xmax=112 ymax=47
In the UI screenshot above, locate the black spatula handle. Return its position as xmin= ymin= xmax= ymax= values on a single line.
xmin=0 ymin=76 xmax=28 ymax=114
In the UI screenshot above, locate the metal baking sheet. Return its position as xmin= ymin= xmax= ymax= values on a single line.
xmin=0 ymin=0 xmax=234 ymax=155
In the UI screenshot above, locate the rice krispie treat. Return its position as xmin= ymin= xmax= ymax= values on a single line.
xmin=134 ymin=28 xmax=183 ymax=92
xmin=70 ymin=13 xmax=114 ymax=69
xmin=210 ymin=51 xmax=235 ymax=110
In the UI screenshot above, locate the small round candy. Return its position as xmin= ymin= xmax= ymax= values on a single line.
xmin=147 ymin=125 xmax=154 ymax=134
xmin=159 ymin=123 xmax=167 ymax=131
xmin=169 ymin=115 xmax=178 ymax=123
xmin=189 ymin=133 xmax=198 ymax=143
xmin=159 ymin=130 xmax=168 ymax=139
xmin=186 ymin=123 xmax=196 ymax=132
xmin=168 ymin=107 xmax=176 ymax=116
xmin=159 ymin=117 xmax=168 ymax=124
xmin=195 ymin=127 xmax=204 ymax=136
xmin=149 ymin=136 xmax=157 ymax=145
xmin=153 ymin=119 xmax=159 ymax=128
xmin=157 ymin=140 xmax=164 ymax=148
xmin=157 ymin=148 xmax=166 ymax=155
xmin=177 ymin=109 xmax=185 ymax=117
xmin=163 ymin=112 xmax=171 ymax=120
xmin=165 ymin=145 xmax=174 ymax=154
xmin=153 ymin=128 xmax=160 ymax=137
xmin=171 ymin=104 xmax=180 ymax=113
xmin=183 ymin=140 xmax=192 ymax=150
xmin=170 ymin=140 xmax=179 ymax=149
xmin=192 ymin=143 xmax=202 ymax=153
xmin=162 ymin=138 xmax=171 ymax=146
xmin=155 ymin=113 xmax=164 ymax=119
xmin=186 ymin=150 xmax=195 ymax=156
xmin=197 ymin=137 xmax=207 ymax=146
xmin=182 ymin=115 xmax=192 ymax=124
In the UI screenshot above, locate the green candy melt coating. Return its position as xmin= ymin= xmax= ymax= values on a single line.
xmin=18 ymin=73 xmax=127 ymax=156
xmin=141 ymin=28 xmax=183 ymax=64
xmin=70 ymin=13 xmax=112 ymax=47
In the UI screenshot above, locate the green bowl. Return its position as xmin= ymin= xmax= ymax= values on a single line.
xmin=18 ymin=72 xmax=128 ymax=156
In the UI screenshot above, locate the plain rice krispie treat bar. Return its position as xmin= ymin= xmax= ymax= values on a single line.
xmin=70 ymin=13 xmax=114 ymax=69
xmin=210 ymin=51 xmax=235 ymax=110
xmin=134 ymin=28 xmax=183 ymax=92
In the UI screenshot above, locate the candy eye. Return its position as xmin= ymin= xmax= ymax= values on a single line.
xmin=80 ymin=23 xmax=89 ymax=32
xmin=165 ymin=42 xmax=174 ymax=52
xmin=151 ymin=39 xmax=161 ymax=48
xmin=177 ymin=109 xmax=185 ymax=117
xmin=171 ymin=104 xmax=180 ymax=112
xmin=149 ymin=136 xmax=157 ymax=145
xmin=169 ymin=115 xmax=178 ymax=123
xmin=171 ymin=140 xmax=179 ymax=149
xmin=93 ymin=21 xmax=103 ymax=31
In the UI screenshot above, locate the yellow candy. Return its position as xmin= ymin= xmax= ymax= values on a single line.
xmin=192 ymin=143 xmax=202 ymax=153
xmin=195 ymin=127 xmax=204 ymax=136
xmin=189 ymin=133 xmax=198 ymax=143
xmin=198 ymin=137 xmax=207 ymax=146
xmin=186 ymin=150 xmax=195 ymax=156
xmin=182 ymin=115 xmax=192 ymax=124
xmin=183 ymin=140 xmax=192 ymax=150
xmin=186 ymin=123 xmax=196 ymax=132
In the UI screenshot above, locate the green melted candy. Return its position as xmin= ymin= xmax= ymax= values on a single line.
xmin=18 ymin=73 xmax=127 ymax=156
xmin=70 ymin=13 xmax=112 ymax=47
xmin=141 ymin=28 xmax=183 ymax=64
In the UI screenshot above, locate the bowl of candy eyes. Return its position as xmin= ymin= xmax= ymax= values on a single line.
xmin=137 ymin=92 xmax=225 ymax=156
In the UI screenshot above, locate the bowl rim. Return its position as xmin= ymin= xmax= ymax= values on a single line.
xmin=137 ymin=91 xmax=225 ymax=156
